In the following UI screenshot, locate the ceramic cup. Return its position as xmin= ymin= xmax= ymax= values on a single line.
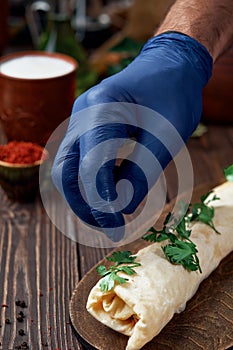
xmin=0 ymin=51 xmax=78 ymax=145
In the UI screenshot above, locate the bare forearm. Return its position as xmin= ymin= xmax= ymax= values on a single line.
xmin=155 ymin=0 xmax=233 ymax=61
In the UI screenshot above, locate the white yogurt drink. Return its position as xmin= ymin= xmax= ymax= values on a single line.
xmin=0 ymin=52 xmax=77 ymax=144
xmin=0 ymin=55 xmax=75 ymax=79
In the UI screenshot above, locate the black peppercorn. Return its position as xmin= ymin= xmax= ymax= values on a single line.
xmin=16 ymin=311 xmax=25 ymax=322
xmin=17 ymin=315 xmax=24 ymax=322
xmin=15 ymin=300 xmax=27 ymax=308
xmin=20 ymin=301 xmax=27 ymax=308
xmin=5 ymin=318 xmax=11 ymax=324
xmin=18 ymin=329 xmax=25 ymax=336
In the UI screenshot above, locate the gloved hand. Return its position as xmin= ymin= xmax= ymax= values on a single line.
xmin=52 ymin=32 xmax=212 ymax=242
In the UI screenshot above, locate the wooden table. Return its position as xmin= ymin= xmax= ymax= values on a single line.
xmin=0 ymin=124 xmax=232 ymax=350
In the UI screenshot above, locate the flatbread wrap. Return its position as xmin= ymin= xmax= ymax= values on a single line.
xmin=86 ymin=181 xmax=233 ymax=350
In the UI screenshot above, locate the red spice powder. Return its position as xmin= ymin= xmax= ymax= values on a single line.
xmin=0 ymin=141 xmax=44 ymax=164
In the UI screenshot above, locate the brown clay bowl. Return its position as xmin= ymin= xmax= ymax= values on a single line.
xmin=0 ymin=146 xmax=48 ymax=202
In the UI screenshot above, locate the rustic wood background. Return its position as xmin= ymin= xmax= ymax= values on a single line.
xmin=0 ymin=124 xmax=232 ymax=350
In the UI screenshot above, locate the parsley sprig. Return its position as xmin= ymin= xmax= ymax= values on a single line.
xmin=188 ymin=191 xmax=220 ymax=234
xmin=143 ymin=191 xmax=221 ymax=273
xmin=142 ymin=211 xmax=202 ymax=273
xmin=224 ymin=164 xmax=233 ymax=182
xmin=96 ymin=251 xmax=141 ymax=292
xmin=96 ymin=182 xmax=227 ymax=292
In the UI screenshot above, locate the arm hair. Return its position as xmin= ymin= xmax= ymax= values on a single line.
xmin=155 ymin=0 xmax=233 ymax=61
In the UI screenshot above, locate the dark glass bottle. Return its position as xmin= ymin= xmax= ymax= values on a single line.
xmin=38 ymin=7 xmax=98 ymax=95
xmin=39 ymin=12 xmax=87 ymax=67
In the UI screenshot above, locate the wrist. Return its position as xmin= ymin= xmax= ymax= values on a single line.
xmin=141 ymin=32 xmax=213 ymax=87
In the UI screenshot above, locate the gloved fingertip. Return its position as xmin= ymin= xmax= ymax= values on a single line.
xmin=103 ymin=226 xmax=125 ymax=242
xmin=90 ymin=207 xmax=125 ymax=242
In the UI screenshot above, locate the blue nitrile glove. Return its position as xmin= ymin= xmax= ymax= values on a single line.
xmin=52 ymin=32 xmax=212 ymax=241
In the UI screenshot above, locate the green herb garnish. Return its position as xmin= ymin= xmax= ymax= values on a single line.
xmin=224 ymin=164 xmax=233 ymax=182
xmin=162 ymin=240 xmax=201 ymax=272
xmin=96 ymin=251 xmax=141 ymax=292
xmin=97 ymin=188 xmax=223 ymax=291
xmin=143 ymin=212 xmax=202 ymax=273
xmin=189 ymin=191 xmax=220 ymax=234
xmin=142 ymin=190 xmax=221 ymax=273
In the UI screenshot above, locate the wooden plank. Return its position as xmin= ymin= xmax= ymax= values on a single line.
xmin=186 ymin=125 xmax=233 ymax=188
xmin=0 ymin=124 xmax=232 ymax=349
xmin=0 ymin=192 xmax=83 ymax=350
